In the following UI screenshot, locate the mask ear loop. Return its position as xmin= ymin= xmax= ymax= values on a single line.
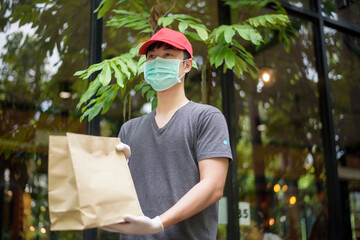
xmin=178 ymin=58 xmax=191 ymax=81
xmin=178 ymin=73 xmax=186 ymax=81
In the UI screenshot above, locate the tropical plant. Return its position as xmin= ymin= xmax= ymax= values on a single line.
xmin=74 ymin=0 xmax=292 ymax=121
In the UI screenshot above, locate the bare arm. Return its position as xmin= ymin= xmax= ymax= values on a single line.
xmin=159 ymin=157 xmax=229 ymax=228
xmin=102 ymin=148 xmax=229 ymax=235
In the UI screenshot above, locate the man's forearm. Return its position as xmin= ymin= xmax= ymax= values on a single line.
xmin=159 ymin=157 xmax=229 ymax=229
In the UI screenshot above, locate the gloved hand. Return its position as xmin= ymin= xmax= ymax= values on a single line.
xmin=116 ymin=140 xmax=131 ymax=160
xmin=101 ymin=214 xmax=164 ymax=235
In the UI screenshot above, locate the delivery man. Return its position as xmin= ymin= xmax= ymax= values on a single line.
xmin=103 ymin=28 xmax=232 ymax=240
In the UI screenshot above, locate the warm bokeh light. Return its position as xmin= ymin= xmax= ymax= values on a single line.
xmin=29 ymin=226 xmax=35 ymax=232
xmin=290 ymin=196 xmax=297 ymax=205
xmin=59 ymin=91 xmax=71 ymax=99
xmin=40 ymin=228 xmax=46 ymax=234
xmin=262 ymin=72 xmax=271 ymax=82
xmin=7 ymin=190 xmax=13 ymax=197
xmin=283 ymin=185 xmax=288 ymax=192
xmin=273 ymin=184 xmax=281 ymax=193
xmin=269 ymin=218 xmax=275 ymax=226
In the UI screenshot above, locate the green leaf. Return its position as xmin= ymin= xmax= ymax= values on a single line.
xmin=134 ymin=83 xmax=144 ymax=91
xmin=184 ymin=31 xmax=203 ymax=41
xmin=94 ymin=0 xmax=107 ymax=13
xmin=247 ymin=14 xmax=289 ymax=28
xmin=214 ymin=48 xmax=226 ymax=68
xmin=265 ymin=15 xmax=276 ymax=25
xmin=80 ymin=109 xmax=90 ymax=122
xmin=74 ymin=69 xmax=87 ymax=76
xmin=141 ymin=85 xmax=151 ymax=97
xmin=192 ymin=60 xmax=198 ymax=69
xmin=151 ymin=96 xmax=158 ymax=110
xmin=233 ymin=24 xmax=263 ymax=45
xmin=158 ymin=16 xmax=174 ymax=27
xmin=224 ymin=27 xmax=235 ymax=44
xmin=116 ymin=59 xmax=131 ymax=79
xmin=171 ymin=14 xmax=202 ymax=23
xmin=233 ymin=56 xmax=246 ymax=78
xmin=189 ymin=24 xmax=208 ymax=41
xmin=178 ymin=21 xmax=188 ymax=32
xmin=77 ymin=80 xmax=101 ymax=109
xmin=110 ymin=61 xmax=124 ymax=87
xmin=208 ymin=44 xmax=223 ymax=66
xmin=98 ymin=63 xmax=112 ymax=85
xmin=224 ymin=0 xmax=274 ymax=8
xmin=97 ymin=0 xmax=113 ymax=19
xmin=88 ymin=102 xmax=103 ymax=121
xmin=137 ymin=56 xmax=147 ymax=75
xmin=101 ymin=86 xmax=118 ymax=114
xmin=146 ymin=90 xmax=156 ymax=101
xmin=82 ymin=61 xmax=107 ymax=79
xmin=97 ymin=85 xmax=111 ymax=95
xmin=210 ymin=25 xmax=228 ymax=43
xmin=224 ymin=49 xmax=236 ymax=69
xmin=124 ymin=56 xmax=138 ymax=75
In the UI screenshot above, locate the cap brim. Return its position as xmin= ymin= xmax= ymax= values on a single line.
xmin=139 ymin=39 xmax=187 ymax=55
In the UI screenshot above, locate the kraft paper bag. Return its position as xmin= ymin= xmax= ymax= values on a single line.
xmin=48 ymin=132 xmax=143 ymax=231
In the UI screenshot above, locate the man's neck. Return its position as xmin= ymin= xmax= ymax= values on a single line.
xmin=156 ymin=84 xmax=189 ymax=116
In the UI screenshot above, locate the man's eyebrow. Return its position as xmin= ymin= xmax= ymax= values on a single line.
xmin=163 ymin=46 xmax=176 ymax=50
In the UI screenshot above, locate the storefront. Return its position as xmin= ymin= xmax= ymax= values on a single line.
xmin=0 ymin=0 xmax=359 ymax=239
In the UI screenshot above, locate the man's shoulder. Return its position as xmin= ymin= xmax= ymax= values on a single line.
xmin=187 ymin=101 xmax=223 ymax=115
xmin=122 ymin=113 xmax=151 ymax=129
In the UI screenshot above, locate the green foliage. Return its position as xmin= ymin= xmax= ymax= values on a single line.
xmin=158 ymin=14 xmax=209 ymax=41
xmin=75 ymin=43 xmax=145 ymax=121
xmin=107 ymin=10 xmax=151 ymax=32
xmin=75 ymin=0 xmax=292 ymax=121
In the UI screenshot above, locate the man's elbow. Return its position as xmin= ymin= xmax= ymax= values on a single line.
xmin=213 ymin=187 xmax=224 ymax=202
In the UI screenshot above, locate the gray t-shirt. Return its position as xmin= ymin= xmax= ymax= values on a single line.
xmin=119 ymin=101 xmax=232 ymax=240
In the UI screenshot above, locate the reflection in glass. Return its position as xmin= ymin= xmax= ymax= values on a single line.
xmin=0 ymin=1 xmax=90 ymax=239
xmin=321 ymin=0 xmax=360 ymax=26
xmin=281 ymin=0 xmax=310 ymax=9
xmin=235 ymin=18 xmax=327 ymax=240
xmin=326 ymin=27 xmax=360 ymax=240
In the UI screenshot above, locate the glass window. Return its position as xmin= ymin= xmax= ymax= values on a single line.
xmin=322 ymin=0 xmax=360 ymax=26
xmin=325 ymin=26 xmax=360 ymax=239
xmin=281 ymin=0 xmax=311 ymax=10
xmin=0 ymin=0 xmax=222 ymax=239
xmin=0 ymin=1 xmax=90 ymax=239
xmin=233 ymin=17 xmax=327 ymax=239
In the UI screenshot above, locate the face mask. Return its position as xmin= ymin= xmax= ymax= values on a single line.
xmin=144 ymin=57 xmax=187 ymax=91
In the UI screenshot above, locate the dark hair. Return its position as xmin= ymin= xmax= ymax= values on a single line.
xmin=146 ymin=42 xmax=191 ymax=81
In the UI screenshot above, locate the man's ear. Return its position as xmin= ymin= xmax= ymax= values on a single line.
xmin=184 ymin=59 xmax=193 ymax=73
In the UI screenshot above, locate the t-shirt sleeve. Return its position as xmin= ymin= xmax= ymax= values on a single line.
xmin=118 ymin=123 xmax=127 ymax=143
xmin=196 ymin=111 xmax=233 ymax=162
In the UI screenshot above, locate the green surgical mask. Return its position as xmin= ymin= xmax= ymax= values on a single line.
xmin=144 ymin=57 xmax=186 ymax=91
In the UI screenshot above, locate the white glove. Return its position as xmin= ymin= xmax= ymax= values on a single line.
xmin=101 ymin=214 xmax=164 ymax=235
xmin=116 ymin=141 xmax=131 ymax=160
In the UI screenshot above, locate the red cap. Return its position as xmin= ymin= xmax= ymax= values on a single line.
xmin=139 ymin=28 xmax=193 ymax=57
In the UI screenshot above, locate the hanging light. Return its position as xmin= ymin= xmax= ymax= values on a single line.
xmin=262 ymin=72 xmax=271 ymax=82
xmin=258 ymin=68 xmax=275 ymax=84
xmin=59 ymin=91 xmax=71 ymax=99
xmin=59 ymin=82 xmax=72 ymax=99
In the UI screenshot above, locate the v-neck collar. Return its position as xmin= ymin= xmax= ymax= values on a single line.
xmin=150 ymin=101 xmax=192 ymax=133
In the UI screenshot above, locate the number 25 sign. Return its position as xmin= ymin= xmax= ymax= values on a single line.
xmin=238 ymin=202 xmax=251 ymax=226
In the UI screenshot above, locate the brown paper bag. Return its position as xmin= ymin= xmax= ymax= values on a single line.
xmin=48 ymin=132 xmax=143 ymax=231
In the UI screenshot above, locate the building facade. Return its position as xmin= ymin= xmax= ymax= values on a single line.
xmin=0 ymin=0 xmax=359 ymax=239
